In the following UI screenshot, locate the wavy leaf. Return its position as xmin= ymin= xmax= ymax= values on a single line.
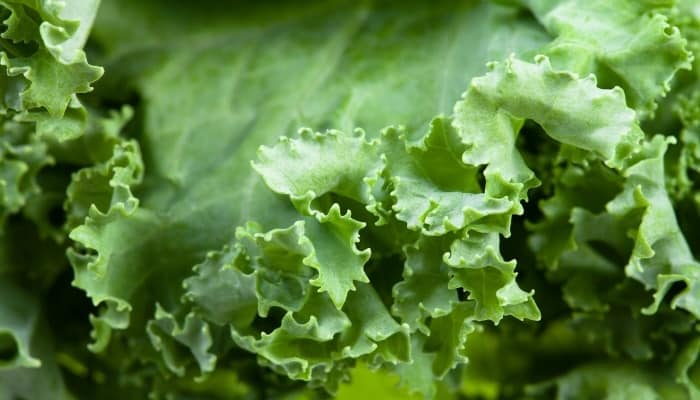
xmin=446 ymin=232 xmax=539 ymax=323
xmin=0 ymin=0 xmax=102 ymax=121
xmin=511 ymin=0 xmax=692 ymax=116
xmin=456 ymin=56 xmax=643 ymax=171
xmin=392 ymin=236 xmax=458 ymax=334
xmin=254 ymin=128 xmax=382 ymax=216
xmin=382 ymin=118 xmax=516 ymax=236
xmin=607 ymin=136 xmax=700 ymax=318
xmin=185 ymin=221 xmax=407 ymax=392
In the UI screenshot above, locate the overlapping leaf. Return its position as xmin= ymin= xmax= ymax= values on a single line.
xmin=183 ymin=221 xmax=408 ymax=392
xmin=381 ymin=119 xmax=516 ymax=236
xmin=0 ymin=0 xmax=102 ymax=122
xmin=36 ymin=0 xmax=700 ymax=398
xmin=68 ymin=5 xmax=551 ymax=379
xmin=66 ymin=137 xmax=146 ymax=351
xmin=509 ymin=0 xmax=692 ymax=116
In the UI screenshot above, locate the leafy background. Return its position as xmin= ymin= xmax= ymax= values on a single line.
xmin=2 ymin=0 xmax=700 ymax=399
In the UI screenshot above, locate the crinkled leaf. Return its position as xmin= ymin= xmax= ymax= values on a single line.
xmin=382 ymin=118 xmax=515 ymax=236
xmin=146 ymin=304 xmax=217 ymax=377
xmin=184 ymin=220 xmax=407 ymax=392
xmin=394 ymin=303 xmax=475 ymax=399
xmin=48 ymin=0 xmax=700 ymax=398
xmin=0 ymin=0 xmax=103 ymax=120
xmin=72 ymin=0 xmax=548 ymax=366
xmin=304 ymin=205 xmax=371 ymax=309
xmin=445 ymin=232 xmax=539 ymax=323
xmin=2 ymin=48 xmax=101 ymax=117
xmin=254 ymin=128 xmax=382 ymax=215
xmin=66 ymin=138 xmax=146 ymax=349
xmin=456 ymin=56 xmax=643 ymax=172
xmin=512 ymin=0 xmax=692 ymax=116
xmin=0 ymin=118 xmax=51 ymax=225
xmin=392 ymin=236 xmax=458 ymax=334
xmin=607 ymin=136 xmax=700 ymax=317
xmin=183 ymin=243 xmax=258 ymax=328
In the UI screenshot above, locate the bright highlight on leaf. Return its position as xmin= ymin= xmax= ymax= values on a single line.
xmin=2 ymin=0 xmax=700 ymax=399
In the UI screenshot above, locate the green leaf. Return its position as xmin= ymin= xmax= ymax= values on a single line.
xmin=183 ymin=242 xmax=258 ymax=328
xmin=3 ymin=48 xmax=101 ymax=117
xmin=146 ymin=305 xmax=217 ymax=377
xmin=675 ymin=336 xmax=700 ymax=398
xmin=0 ymin=118 xmax=51 ymax=225
xmin=66 ymin=138 xmax=146 ymax=350
xmin=445 ymin=232 xmax=539 ymax=323
xmin=525 ymin=361 xmax=690 ymax=400
xmin=337 ymin=363 xmax=421 ymax=400
xmin=514 ymin=0 xmax=692 ymax=116
xmin=607 ymin=136 xmax=700 ymax=318
xmin=0 ymin=0 xmax=107 ymax=235
xmin=528 ymin=162 xmax=627 ymax=272
xmin=185 ymin=220 xmax=407 ymax=392
xmin=392 ymin=236 xmax=458 ymax=334
xmin=304 ymin=205 xmax=371 ymax=309
xmin=254 ymin=128 xmax=382 ymax=215
xmin=382 ymin=118 xmax=516 ymax=236
xmin=339 ymin=282 xmax=410 ymax=366
xmin=394 ymin=303 xmax=475 ymax=399
xmin=0 ymin=281 xmax=73 ymax=400
xmin=47 ymin=0 xmax=700 ymax=397
xmin=0 ymin=0 xmax=103 ymax=119
xmin=0 ymin=280 xmax=41 ymax=369
xmin=456 ymin=56 xmax=643 ymax=171
xmin=69 ymin=2 xmax=550 ymax=387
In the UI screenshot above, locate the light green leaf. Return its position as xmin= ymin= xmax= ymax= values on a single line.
xmin=456 ymin=56 xmax=643 ymax=172
xmin=339 ymin=282 xmax=410 ymax=366
xmin=2 ymin=48 xmax=101 ymax=117
xmin=337 ymin=363 xmax=421 ymax=400
xmin=513 ymin=0 xmax=692 ymax=116
xmin=52 ymin=0 xmax=700 ymax=397
xmin=383 ymin=118 xmax=516 ymax=236
xmin=254 ymin=128 xmax=382 ymax=215
xmin=394 ymin=303 xmax=475 ymax=399
xmin=66 ymin=138 xmax=145 ymax=349
xmin=607 ymin=136 xmax=700 ymax=318
xmin=183 ymin=243 xmax=258 ymax=328
xmin=392 ymin=236 xmax=458 ymax=334
xmin=304 ymin=205 xmax=371 ymax=309
xmin=0 ymin=0 xmax=103 ymax=119
xmin=146 ymin=304 xmax=217 ymax=377
xmin=445 ymin=232 xmax=539 ymax=323
xmin=70 ymin=1 xmax=551 ymax=369
xmin=235 ymin=221 xmax=315 ymax=317
xmin=185 ymin=219 xmax=406 ymax=392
